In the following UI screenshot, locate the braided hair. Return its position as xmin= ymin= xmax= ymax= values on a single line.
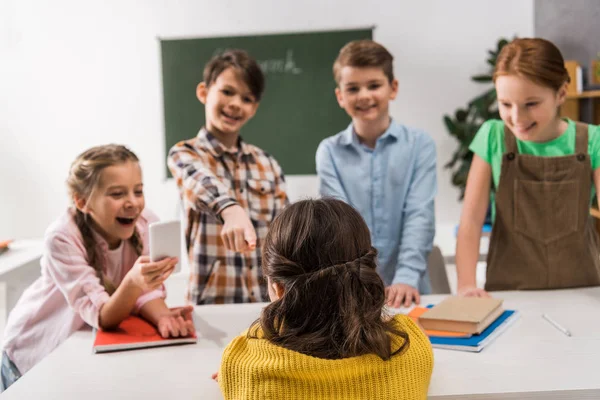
xmin=252 ymin=198 xmax=409 ymax=360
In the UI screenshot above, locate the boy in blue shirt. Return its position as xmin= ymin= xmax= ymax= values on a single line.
xmin=316 ymin=40 xmax=437 ymax=307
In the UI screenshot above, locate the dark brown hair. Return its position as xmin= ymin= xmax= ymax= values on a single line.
xmin=333 ymin=40 xmax=394 ymax=84
xmin=253 ymin=198 xmax=408 ymax=360
xmin=203 ymin=49 xmax=265 ymax=101
xmin=67 ymin=144 xmax=144 ymax=294
xmin=494 ymin=38 xmax=570 ymax=91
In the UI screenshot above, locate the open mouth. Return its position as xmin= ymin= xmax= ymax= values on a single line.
xmin=222 ymin=111 xmax=242 ymax=121
xmin=356 ymin=104 xmax=376 ymax=112
xmin=116 ymin=217 xmax=136 ymax=226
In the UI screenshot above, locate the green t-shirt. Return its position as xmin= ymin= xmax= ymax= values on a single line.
xmin=469 ymin=118 xmax=600 ymax=221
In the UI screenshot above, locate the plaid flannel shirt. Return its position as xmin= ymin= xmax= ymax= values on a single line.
xmin=168 ymin=128 xmax=289 ymax=304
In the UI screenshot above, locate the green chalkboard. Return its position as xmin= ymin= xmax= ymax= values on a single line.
xmin=160 ymin=28 xmax=373 ymax=176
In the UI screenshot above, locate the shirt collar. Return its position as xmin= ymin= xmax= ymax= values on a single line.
xmin=196 ymin=127 xmax=253 ymax=158
xmin=339 ymin=118 xmax=399 ymax=147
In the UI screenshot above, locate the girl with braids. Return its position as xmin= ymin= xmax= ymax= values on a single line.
xmin=216 ymin=198 xmax=433 ymax=400
xmin=1 ymin=144 xmax=195 ymax=390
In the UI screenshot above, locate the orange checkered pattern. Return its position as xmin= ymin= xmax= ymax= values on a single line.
xmin=168 ymin=129 xmax=288 ymax=304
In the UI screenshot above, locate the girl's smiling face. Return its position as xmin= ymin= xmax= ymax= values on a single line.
xmin=77 ymin=160 xmax=145 ymax=248
xmin=496 ymin=74 xmax=567 ymax=142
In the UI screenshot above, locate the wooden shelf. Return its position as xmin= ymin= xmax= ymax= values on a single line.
xmin=567 ymin=90 xmax=600 ymax=99
xmin=563 ymin=61 xmax=600 ymax=124
xmin=562 ymin=91 xmax=600 ymax=125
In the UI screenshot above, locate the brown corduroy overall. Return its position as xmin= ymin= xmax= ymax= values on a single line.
xmin=485 ymin=123 xmax=600 ymax=290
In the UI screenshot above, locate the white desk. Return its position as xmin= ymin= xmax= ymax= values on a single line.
xmin=3 ymin=288 xmax=600 ymax=399
xmin=0 ymin=240 xmax=44 ymax=277
xmin=0 ymin=240 xmax=44 ymax=332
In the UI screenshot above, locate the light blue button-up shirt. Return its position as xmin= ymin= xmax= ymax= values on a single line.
xmin=316 ymin=120 xmax=436 ymax=293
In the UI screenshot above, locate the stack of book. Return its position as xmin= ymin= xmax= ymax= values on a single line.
xmin=408 ymin=296 xmax=519 ymax=352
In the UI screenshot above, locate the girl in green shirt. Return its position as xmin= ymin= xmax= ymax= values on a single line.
xmin=457 ymin=38 xmax=600 ymax=296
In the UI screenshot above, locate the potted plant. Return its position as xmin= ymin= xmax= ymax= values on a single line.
xmin=444 ymin=38 xmax=510 ymax=201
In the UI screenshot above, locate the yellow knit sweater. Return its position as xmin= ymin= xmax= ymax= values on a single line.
xmin=219 ymin=314 xmax=433 ymax=400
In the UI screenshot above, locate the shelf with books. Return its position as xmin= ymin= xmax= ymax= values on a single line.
xmin=563 ymin=61 xmax=600 ymax=125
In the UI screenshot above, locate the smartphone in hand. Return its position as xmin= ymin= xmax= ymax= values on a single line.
xmin=149 ymin=220 xmax=181 ymax=273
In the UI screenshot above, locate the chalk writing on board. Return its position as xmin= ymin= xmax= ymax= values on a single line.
xmin=212 ymin=49 xmax=303 ymax=75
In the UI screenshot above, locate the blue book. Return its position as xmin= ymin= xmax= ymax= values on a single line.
xmin=428 ymin=309 xmax=520 ymax=352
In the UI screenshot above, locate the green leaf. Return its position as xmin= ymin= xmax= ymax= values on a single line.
xmin=468 ymin=88 xmax=495 ymax=108
xmin=455 ymin=109 xmax=468 ymax=122
xmin=444 ymin=37 xmax=506 ymax=201
xmin=444 ymin=150 xmax=460 ymax=169
xmin=458 ymin=146 xmax=471 ymax=160
xmin=452 ymin=169 xmax=467 ymax=187
xmin=472 ymin=74 xmax=493 ymax=82
xmin=443 ymin=116 xmax=459 ymax=135
xmin=469 ymin=97 xmax=486 ymax=111
xmin=497 ymin=38 xmax=509 ymax=51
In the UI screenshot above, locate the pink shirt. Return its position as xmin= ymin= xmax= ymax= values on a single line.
xmin=2 ymin=208 xmax=165 ymax=374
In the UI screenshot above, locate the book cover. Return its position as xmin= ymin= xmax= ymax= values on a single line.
xmin=93 ymin=315 xmax=197 ymax=353
xmin=565 ymin=60 xmax=582 ymax=95
xmin=418 ymin=296 xmax=504 ymax=334
xmin=407 ymin=307 xmax=472 ymax=338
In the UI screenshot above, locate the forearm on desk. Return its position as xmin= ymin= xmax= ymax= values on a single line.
xmin=98 ymin=278 xmax=143 ymax=330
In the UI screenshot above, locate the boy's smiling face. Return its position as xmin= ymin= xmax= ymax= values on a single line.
xmin=197 ymin=67 xmax=259 ymax=147
xmin=335 ymin=66 xmax=398 ymax=126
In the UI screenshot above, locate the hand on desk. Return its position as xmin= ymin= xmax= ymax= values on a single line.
xmin=458 ymin=286 xmax=491 ymax=298
xmin=386 ymin=283 xmax=420 ymax=308
xmin=157 ymin=305 xmax=196 ymax=338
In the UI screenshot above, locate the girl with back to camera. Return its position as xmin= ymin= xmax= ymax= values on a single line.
xmin=217 ymin=198 xmax=433 ymax=399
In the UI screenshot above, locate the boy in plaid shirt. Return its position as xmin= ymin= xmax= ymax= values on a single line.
xmin=168 ymin=50 xmax=288 ymax=304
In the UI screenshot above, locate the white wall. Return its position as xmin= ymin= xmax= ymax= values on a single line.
xmin=0 ymin=0 xmax=534 ymax=240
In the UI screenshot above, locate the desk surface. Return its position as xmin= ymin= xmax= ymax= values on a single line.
xmin=0 ymin=240 xmax=44 ymax=277
xmin=3 ymin=288 xmax=600 ymax=399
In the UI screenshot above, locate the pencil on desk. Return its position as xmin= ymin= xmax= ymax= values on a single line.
xmin=542 ymin=314 xmax=571 ymax=337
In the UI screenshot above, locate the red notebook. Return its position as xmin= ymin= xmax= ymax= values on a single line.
xmin=93 ymin=315 xmax=197 ymax=353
